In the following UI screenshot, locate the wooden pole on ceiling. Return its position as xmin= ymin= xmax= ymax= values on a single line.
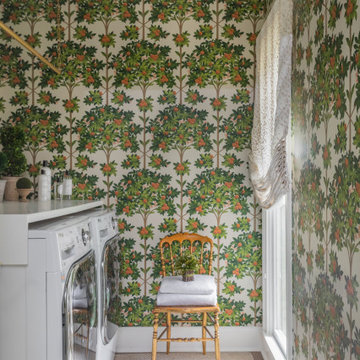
xmin=0 ymin=21 xmax=61 ymax=75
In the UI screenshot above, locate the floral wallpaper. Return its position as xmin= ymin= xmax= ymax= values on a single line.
xmin=0 ymin=1 xmax=272 ymax=327
xmin=292 ymin=0 xmax=360 ymax=358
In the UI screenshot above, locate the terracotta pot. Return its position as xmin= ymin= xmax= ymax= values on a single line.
xmin=182 ymin=270 xmax=194 ymax=282
xmin=17 ymin=188 xmax=32 ymax=202
xmin=3 ymin=176 xmax=21 ymax=201
xmin=0 ymin=179 xmax=6 ymax=202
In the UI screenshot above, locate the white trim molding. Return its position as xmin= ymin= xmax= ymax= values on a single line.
xmin=262 ymin=192 xmax=292 ymax=360
xmin=262 ymin=334 xmax=286 ymax=360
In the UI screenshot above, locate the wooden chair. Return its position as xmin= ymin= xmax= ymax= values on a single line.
xmin=73 ymin=307 xmax=90 ymax=356
xmin=151 ymin=233 xmax=220 ymax=360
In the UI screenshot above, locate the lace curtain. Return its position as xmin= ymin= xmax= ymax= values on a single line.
xmin=249 ymin=0 xmax=293 ymax=208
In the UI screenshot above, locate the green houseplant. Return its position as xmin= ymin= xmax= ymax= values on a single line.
xmin=174 ymin=253 xmax=200 ymax=282
xmin=0 ymin=152 xmax=8 ymax=201
xmin=16 ymin=177 xmax=32 ymax=202
xmin=0 ymin=126 xmax=27 ymax=201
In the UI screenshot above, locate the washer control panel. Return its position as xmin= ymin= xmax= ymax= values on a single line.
xmin=57 ymin=221 xmax=92 ymax=271
xmin=96 ymin=211 xmax=118 ymax=243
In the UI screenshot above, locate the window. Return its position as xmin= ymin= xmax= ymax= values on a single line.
xmin=263 ymin=193 xmax=292 ymax=359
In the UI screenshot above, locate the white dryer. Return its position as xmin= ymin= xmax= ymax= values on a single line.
xmin=90 ymin=210 xmax=120 ymax=360
xmin=27 ymin=214 xmax=98 ymax=360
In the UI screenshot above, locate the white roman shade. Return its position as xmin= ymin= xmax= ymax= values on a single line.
xmin=249 ymin=0 xmax=293 ymax=208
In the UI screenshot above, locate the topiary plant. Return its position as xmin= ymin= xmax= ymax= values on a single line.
xmin=0 ymin=126 xmax=27 ymax=176
xmin=16 ymin=177 xmax=32 ymax=189
xmin=0 ymin=152 xmax=8 ymax=177
xmin=174 ymin=252 xmax=200 ymax=281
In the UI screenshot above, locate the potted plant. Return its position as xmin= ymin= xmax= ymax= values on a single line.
xmin=0 ymin=152 xmax=8 ymax=201
xmin=16 ymin=177 xmax=32 ymax=202
xmin=0 ymin=126 xmax=27 ymax=201
xmin=174 ymin=252 xmax=200 ymax=282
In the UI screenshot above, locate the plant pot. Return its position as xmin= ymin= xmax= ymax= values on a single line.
xmin=182 ymin=271 xmax=195 ymax=282
xmin=0 ymin=179 xmax=6 ymax=202
xmin=3 ymin=176 xmax=21 ymax=201
xmin=17 ymin=188 xmax=32 ymax=202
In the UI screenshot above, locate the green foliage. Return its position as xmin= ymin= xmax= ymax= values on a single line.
xmin=113 ymin=41 xmax=177 ymax=89
xmin=7 ymin=106 xmax=63 ymax=155
xmin=174 ymin=252 xmax=199 ymax=275
xmin=329 ymin=153 xmax=360 ymax=251
xmin=71 ymin=171 xmax=102 ymax=201
xmin=311 ymin=34 xmax=347 ymax=126
xmin=149 ymin=104 xmax=213 ymax=153
xmin=42 ymin=41 xmax=104 ymax=90
xmin=186 ymin=40 xmax=251 ymax=88
xmin=296 ymin=160 xmax=325 ymax=237
xmin=16 ymin=177 xmax=32 ymax=189
xmin=150 ymin=0 xmax=213 ymax=24
xmin=311 ymin=275 xmax=348 ymax=358
xmin=114 ymin=169 xmax=179 ymax=218
xmin=0 ymin=125 xmax=27 ymax=176
xmin=0 ymin=44 xmax=30 ymax=89
xmin=187 ymin=169 xmax=252 ymax=221
xmin=0 ymin=152 xmax=8 ymax=176
xmin=77 ymin=105 xmax=139 ymax=155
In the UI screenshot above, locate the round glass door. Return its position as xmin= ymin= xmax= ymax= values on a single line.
xmin=101 ymin=236 xmax=120 ymax=345
xmin=63 ymin=250 xmax=97 ymax=360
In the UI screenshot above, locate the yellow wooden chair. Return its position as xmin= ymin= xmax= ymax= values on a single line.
xmin=151 ymin=233 xmax=220 ymax=360
xmin=73 ymin=307 xmax=90 ymax=357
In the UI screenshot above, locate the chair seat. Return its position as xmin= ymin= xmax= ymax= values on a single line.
xmin=159 ymin=275 xmax=216 ymax=295
xmin=157 ymin=291 xmax=217 ymax=306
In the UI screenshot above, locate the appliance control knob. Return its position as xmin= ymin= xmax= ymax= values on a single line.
xmin=81 ymin=228 xmax=90 ymax=245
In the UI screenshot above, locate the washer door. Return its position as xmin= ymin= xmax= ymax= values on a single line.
xmin=63 ymin=250 xmax=97 ymax=360
xmin=100 ymin=235 xmax=120 ymax=345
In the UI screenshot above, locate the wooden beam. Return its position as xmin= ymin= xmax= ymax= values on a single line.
xmin=0 ymin=21 xmax=61 ymax=75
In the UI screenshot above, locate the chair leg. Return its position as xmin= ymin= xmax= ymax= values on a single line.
xmin=152 ymin=312 xmax=159 ymax=360
xmin=166 ymin=312 xmax=171 ymax=354
xmin=86 ymin=314 xmax=90 ymax=358
xmin=202 ymin=312 xmax=207 ymax=355
xmin=214 ymin=312 xmax=220 ymax=360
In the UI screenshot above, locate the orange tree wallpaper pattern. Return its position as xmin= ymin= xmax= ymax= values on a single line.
xmin=0 ymin=0 xmax=272 ymax=327
xmin=292 ymin=0 xmax=360 ymax=358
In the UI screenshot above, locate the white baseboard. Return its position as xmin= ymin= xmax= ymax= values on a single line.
xmin=115 ymin=326 xmax=264 ymax=353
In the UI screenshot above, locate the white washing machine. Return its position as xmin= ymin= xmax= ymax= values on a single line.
xmin=26 ymin=214 xmax=98 ymax=360
xmin=90 ymin=210 xmax=120 ymax=360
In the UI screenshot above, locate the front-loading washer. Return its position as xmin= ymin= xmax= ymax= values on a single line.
xmin=90 ymin=210 xmax=120 ymax=360
xmin=27 ymin=214 xmax=98 ymax=360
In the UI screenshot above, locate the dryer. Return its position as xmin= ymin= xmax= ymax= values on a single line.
xmin=27 ymin=214 xmax=98 ymax=360
xmin=90 ymin=210 xmax=120 ymax=360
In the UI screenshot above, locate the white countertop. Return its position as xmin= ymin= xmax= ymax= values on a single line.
xmin=0 ymin=200 xmax=103 ymax=265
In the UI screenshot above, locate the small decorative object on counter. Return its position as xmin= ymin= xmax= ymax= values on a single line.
xmin=38 ymin=170 xmax=51 ymax=201
xmin=63 ymin=170 xmax=72 ymax=200
xmin=174 ymin=253 xmax=200 ymax=282
xmin=0 ymin=126 xmax=27 ymax=201
xmin=41 ymin=160 xmax=51 ymax=197
xmin=0 ymin=152 xmax=8 ymax=202
xmin=16 ymin=177 xmax=32 ymax=202
xmin=57 ymin=175 xmax=63 ymax=200
xmin=53 ymin=176 xmax=58 ymax=200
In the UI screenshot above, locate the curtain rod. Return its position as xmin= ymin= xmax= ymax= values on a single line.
xmin=0 ymin=21 xmax=61 ymax=75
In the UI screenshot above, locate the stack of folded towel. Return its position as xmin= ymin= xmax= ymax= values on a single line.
xmin=157 ymin=275 xmax=217 ymax=306
xmin=72 ymin=284 xmax=88 ymax=309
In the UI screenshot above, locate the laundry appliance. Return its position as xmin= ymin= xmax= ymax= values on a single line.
xmin=90 ymin=210 xmax=120 ymax=360
xmin=26 ymin=214 xmax=98 ymax=360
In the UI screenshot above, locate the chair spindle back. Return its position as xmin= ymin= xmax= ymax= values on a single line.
xmin=159 ymin=233 xmax=213 ymax=276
